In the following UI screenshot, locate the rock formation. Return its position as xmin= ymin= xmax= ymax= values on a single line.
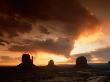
xmin=16 ymin=54 xmax=36 ymax=72
xmin=74 ymin=56 xmax=90 ymax=69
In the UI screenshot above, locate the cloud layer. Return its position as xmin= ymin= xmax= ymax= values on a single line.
xmin=0 ymin=0 xmax=99 ymax=58
xmin=74 ymin=47 xmax=110 ymax=63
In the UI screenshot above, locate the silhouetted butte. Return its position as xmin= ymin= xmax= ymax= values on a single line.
xmin=47 ymin=60 xmax=55 ymax=67
xmin=16 ymin=54 xmax=37 ymax=72
xmin=74 ymin=56 xmax=91 ymax=69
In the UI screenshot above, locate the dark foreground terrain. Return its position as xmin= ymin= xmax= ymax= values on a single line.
xmin=0 ymin=64 xmax=110 ymax=82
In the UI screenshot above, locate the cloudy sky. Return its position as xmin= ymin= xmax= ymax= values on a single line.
xmin=0 ymin=0 xmax=110 ymax=66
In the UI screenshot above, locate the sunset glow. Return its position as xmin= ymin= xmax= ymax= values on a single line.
xmin=35 ymin=52 xmax=69 ymax=65
xmin=70 ymin=28 xmax=103 ymax=55
xmin=91 ymin=55 xmax=101 ymax=63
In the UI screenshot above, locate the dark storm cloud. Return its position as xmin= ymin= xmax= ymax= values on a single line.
xmin=80 ymin=0 xmax=110 ymax=21
xmin=0 ymin=15 xmax=32 ymax=37
xmin=0 ymin=39 xmax=9 ymax=46
xmin=0 ymin=0 xmax=32 ymax=38
xmin=8 ymin=0 xmax=91 ymax=21
xmin=74 ymin=47 xmax=110 ymax=62
xmin=0 ymin=0 xmax=98 ymax=37
xmin=39 ymin=26 xmax=50 ymax=34
xmin=0 ymin=0 xmax=99 ymax=56
xmin=9 ymin=38 xmax=72 ymax=56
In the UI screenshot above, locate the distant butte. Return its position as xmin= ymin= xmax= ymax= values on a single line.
xmin=74 ymin=56 xmax=91 ymax=69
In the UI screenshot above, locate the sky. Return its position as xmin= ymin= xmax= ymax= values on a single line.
xmin=0 ymin=0 xmax=110 ymax=66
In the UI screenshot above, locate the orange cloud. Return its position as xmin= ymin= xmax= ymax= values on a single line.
xmin=70 ymin=26 xmax=103 ymax=55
